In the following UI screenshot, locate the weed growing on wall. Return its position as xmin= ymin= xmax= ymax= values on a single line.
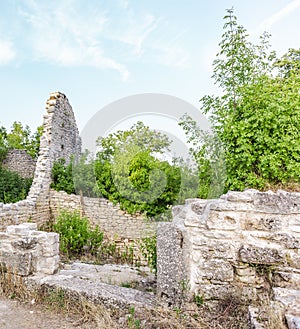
xmin=139 ymin=235 xmax=157 ymax=272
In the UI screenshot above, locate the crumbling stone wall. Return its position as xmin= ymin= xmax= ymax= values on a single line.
xmin=0 ymin=92 xmax=81 ymax=230
xmin=0 ymin=223 xmax=59 ymax=276
xmin=157 ymin=189 xmax=300 ymax=318
xmin=2 ymin=149 xmax=36 ymax=179
xmin=49 ymin=190 xmax=157 ymax=240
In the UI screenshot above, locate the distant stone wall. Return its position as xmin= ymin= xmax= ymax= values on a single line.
xmin=157 ymin=189 xmax=300 ymax=312
xmin=50 ymin=190 xmax=157 ymax=240
xmin=2 ymin=149 xmax=36 ymax=179
xmin=0 ymin=92 xmax=81 ymax=230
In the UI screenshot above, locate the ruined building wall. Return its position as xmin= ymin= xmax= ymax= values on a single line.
xmin=157 ymin=189 xmax=300 ymax=308
xmin=49 ymin=190 xmax=157 ymax=240
xmin=0 ymin=92 xmax=81 ymax=230
xmin=0 ymin=92 xmax=156 ymax=245
xmin=2 ymin=149 xmax=36 ymax=179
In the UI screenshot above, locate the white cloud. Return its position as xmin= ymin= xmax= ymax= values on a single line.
xmin=153 ymin=30 xmax=190 ymax=68
xmin=0 ymin=39 xmax=16 ymax=65
xmin=20 ymin=0 xmax=129 ymax=80
xmin=259 ymin=0 xmax=300 ymax=30
xmin=110 ymin=13 xmax=162 ymax=57
xmin=18 ymin=0 xmax=189 ymax=76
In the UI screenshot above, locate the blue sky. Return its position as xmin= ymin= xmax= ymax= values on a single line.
xmin=0 ymin=0 xmax=300 ymax=133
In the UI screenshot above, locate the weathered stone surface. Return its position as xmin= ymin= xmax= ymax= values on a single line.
xmin=156 ymin=221 xmax=188 ymax=303
xmin=239 ymin=245 xmax=285 ymax=265
xmin=27 ymin=273 xmax=157 ymax=310
xmin=248 ymin=306 xmax=266 ymax=329
xmin=222 ymin=190 xmax=257 ymax=203
xmin=196 ymin=259 xmax=234 ymax=282
xmin=253 ymin=191 xmax=300 ymax=213
xmin=0 ymin=92 xmax=81 ymax=231
xmin=0 ymin=250 xmax=32 ymax=276
xmin=0 ymin=223 xmax=59 ymax=276
xmin=272 ymin=268 xmax=300 ymax=289
xmin=242 ymin=214 xmax=286 ymax=231
xmin=286 ymin=314 xmax=300 ymax=329
xmin=2 ymin=149 xmax=36 ymax=179
xmin=157 ymin=189 xmax=300 ymax=320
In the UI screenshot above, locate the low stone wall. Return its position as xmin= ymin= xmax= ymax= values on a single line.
xmin=157 ymin=189 xmax=300 ymax=310
xmin=2 ymin=149 xmax=36 ymax=179
xmin=0 ymin=223 xmax=59 ymax=276
xmin=50 ymin=189 xmax=157 ymax=240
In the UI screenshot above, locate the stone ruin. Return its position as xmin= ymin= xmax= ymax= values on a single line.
xmin=0 ymin=92 xmax=81 ymax=230
xmin=157 ymin=189 xmax=300 ymax=327
xmin=0 ymin=92 xmax=300 ymax=327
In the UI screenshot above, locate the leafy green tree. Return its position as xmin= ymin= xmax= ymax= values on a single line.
xmin=95 ymin=122 xmax=182 ymax=217
xmin=0 ymin=167 xmax=32 ymax=203
xmin=180 ymin=8 xmax=300 ymax=194
xmin=0 ymin=126 xmax=8 ymax=163
xmin=50 ymin=158 xmax=75 ymax=194
xmin=96 ymin=121 xmax=171 ymax=161
xmin=7 ymin=122 xmax=31 ymax=150
xmin=73 ymin=150 xmax=100 ymax=197
xmin=26 ymin=125 xmax=43 ymax=159
xmin=1 ymin=122 xmax=43 ymax=159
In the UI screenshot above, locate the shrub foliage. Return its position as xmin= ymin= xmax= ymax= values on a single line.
xmin=0 ymin=167 xmax=32 ymax=203
xmin=180 ymin=8 xmax=300 ymax=195
xmin=53 ymin=210 xmax=104 ymax=257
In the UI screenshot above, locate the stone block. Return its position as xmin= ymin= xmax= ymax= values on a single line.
xmin=0 ymin=250 xmax=32 ymax=276
xmin=206 ymin=211 xmax=240 ymax=231
xmin=11 ymin=236 xmax=38 ymax=250
xmin=242 ymin=214 xmax=285 ymax=231
xmin=239 ymin=245 xmax=285 ymax=265
xmin=273 ymin=268 xmax=300 ymax=289
xmin=192 ymin=239 xmax=236 ymax=260
xmin=222 ymin=190 xmax=257 ymax=203
xmin=6 ymin=223 xmax=37 ymax=235
xmin=36 ymin=255 xmax=60 ymax=274
xmin=195 ymin=259 xmax=234 ymax=283
xmin=253 ymin=191 xmax=300 ymax=213
xmin=248 ymin=232 xmax=300 ymax=249
xmin=156 ymin=222 xmax=188 ymax=303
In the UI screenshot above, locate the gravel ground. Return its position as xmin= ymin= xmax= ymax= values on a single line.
xmin=0 ymin=296 xmax=82 ymax=329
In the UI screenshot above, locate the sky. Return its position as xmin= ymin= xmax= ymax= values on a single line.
xmin=0 ymin=0 xmax=300 ymax=134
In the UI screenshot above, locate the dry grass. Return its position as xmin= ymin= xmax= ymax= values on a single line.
xmin=0 ymin=267 xmax=262 ymax=329
xmin=263 ymin=181 xmax=300 ymax=193
xmin=250 ymin=298 xmax=287 ymax=329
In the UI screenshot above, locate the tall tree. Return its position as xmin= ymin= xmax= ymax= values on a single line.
xmin=180 ymin=8 xmax=300 ymax=194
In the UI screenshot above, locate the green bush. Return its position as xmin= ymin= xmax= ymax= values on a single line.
xmin=51 ymin=153 xmax=100 ymax=197
xmin=53 ymin=210 xmax=103 ymax=257
xmin=95 ymin=150 xmax=181 ymax=217
xmin=50 ymin=158 xmax=75 ymax=194
xmin=180 ymin=9 xmax=300 ymax=195
xmin=0 ymin=167 xmax=32 ymax=203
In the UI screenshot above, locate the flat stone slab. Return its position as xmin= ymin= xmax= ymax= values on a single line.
xmin=60 ymin=262 xmax=155 ymax=286
xmin=26 ymin=262 xmax=158 ymax=310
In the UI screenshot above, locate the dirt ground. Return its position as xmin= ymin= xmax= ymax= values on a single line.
xmin=0 ymin=296 xmax=83 ymax=329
